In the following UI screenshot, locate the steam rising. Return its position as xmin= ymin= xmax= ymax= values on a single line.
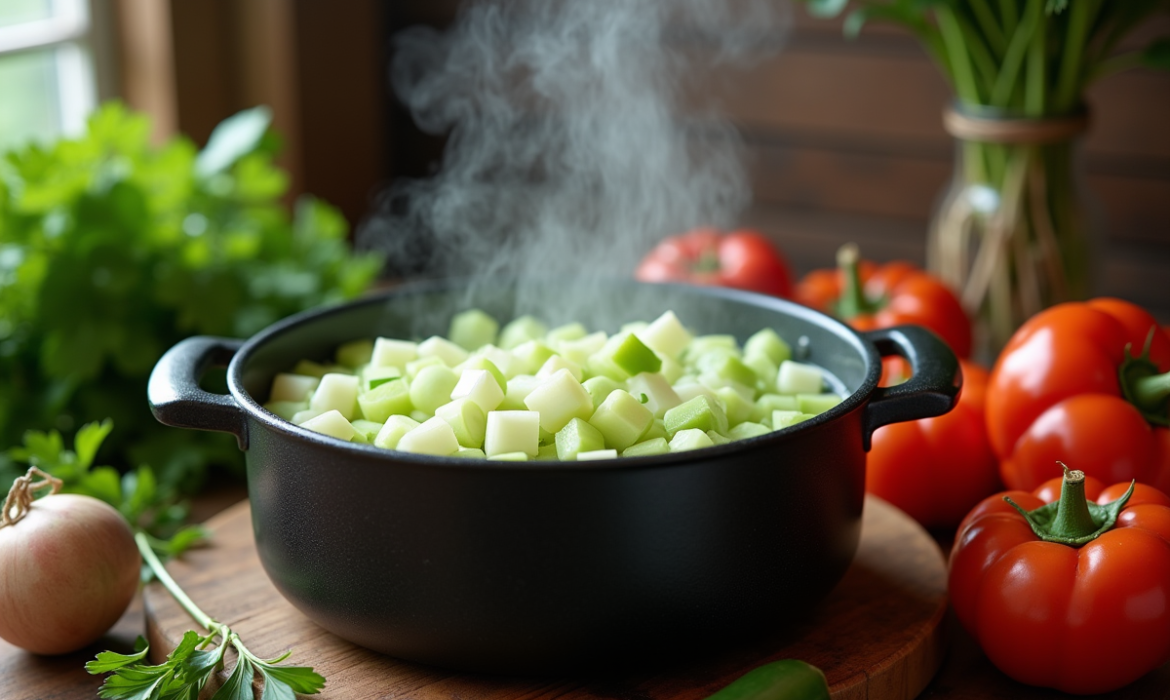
xmin=359 ymin=0 xmax=789 ymax=323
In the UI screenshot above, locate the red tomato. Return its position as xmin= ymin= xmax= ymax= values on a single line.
xmin=866 ymin=360 xmax=1000 ymax=529
xmin=986 ymin=298 xmax=1170 ymax=494
xmin=635 ymin=228 xmax=792 ymax=298
xmin=949 ymin=472 xmax=1170 ymax=694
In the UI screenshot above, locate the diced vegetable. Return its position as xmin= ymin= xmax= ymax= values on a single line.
xmin=435 ymin=398 xmax=487 ymax=448
xmin=449 ymin=309 xmax=499 ymax=350
xmin=371 ymin=338 xmax=418 ymax=369
xmin=664 ymin=395 xmax=728 ymax=437
xmin=744 ymin=328 xmax=791 ymax=366
xmin=588 ymin=390 xmax=653 ymax=451
xmin=417 ymin=336 xmax=470 ymax=367
xmin=309 ymin=374 xmax=360 ymax=421
xmin=555 ymin=418 xmax=606 ymax=461
xmin=299 ymin=410 xmax=356 ymax=441
xmin=669 ymin=428 xmax=714 ymax=452
xmin=609 ymin=333 xmax=661 ymax=376
xmin=484 ymin=411 xmax=540 ymax=457
xmin=523 ymin=369 xmax=594 ymax=433
xmin=397 ymin=416 xmax=460 ymax=456
xmin=374 ymin=415 xmax=421 ymax=449
xmin=409 ymin=365 xmax=459 ymax=415
xmin=638 ymin=310 xmax=692 ymax=359
xmin=450 ymin=368 xmax=506 ymax=413
xmin=357 ymin=378 xmax=412 ymax=423
xmin=498 ymin=315 xmax=547 ymax=349
xmin=777 ymin=360 xmax=824 ymax=395
xmin=336 ymin=339 xmax=374 ymax=369
xmin=576 ymin=449 xmax=618 ymax=461
xmin=622 ymin=437 xmax=669 ymax=457
xmin=270 ymin=373 xmax=320 ymax=402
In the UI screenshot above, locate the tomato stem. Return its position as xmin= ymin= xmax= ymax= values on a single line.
xmin=834 ymin=244 xmax=878 ymax=319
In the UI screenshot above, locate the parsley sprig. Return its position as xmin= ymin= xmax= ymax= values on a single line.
xmin=86 ymin=532 xmax=325 ymax=699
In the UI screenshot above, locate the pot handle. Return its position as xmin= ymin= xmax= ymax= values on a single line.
xmin=859 ymin=325 xmax=961 ymax=450
xmin=148 ymin=336 xmax=248 ymax=450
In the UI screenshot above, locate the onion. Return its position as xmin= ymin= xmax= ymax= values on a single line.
xmin=0 ymin=467 xmax=141 ymax=655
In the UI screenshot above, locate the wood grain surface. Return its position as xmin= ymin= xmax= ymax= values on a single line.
xmin=143 ymin=495 xmax=948 ymax=700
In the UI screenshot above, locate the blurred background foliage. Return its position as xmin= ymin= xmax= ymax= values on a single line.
xmin=0 ymin=102 xmax=382 ymax=494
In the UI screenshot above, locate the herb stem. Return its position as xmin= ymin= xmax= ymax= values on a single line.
xmin=1054 ymin=0 xmax=1100 ymax=112
xmin=936 ymin=5 xmax=983 ymax=104
xmin=135 ymin=531 xmax=215 ymax=631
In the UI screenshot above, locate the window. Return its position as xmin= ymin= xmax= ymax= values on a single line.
xmin=0 ymin=0 xmax=104 ymax=151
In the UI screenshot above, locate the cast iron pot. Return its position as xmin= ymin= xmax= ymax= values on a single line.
xmin=148 ymin=278 xmax=959 ymax=674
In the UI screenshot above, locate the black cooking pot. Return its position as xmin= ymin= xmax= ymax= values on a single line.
xmin=148 ymin=278 xmax=959 ymax=674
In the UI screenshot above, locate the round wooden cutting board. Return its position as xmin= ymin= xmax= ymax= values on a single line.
xmin=144 ymin=495 xmax=948 ymax=700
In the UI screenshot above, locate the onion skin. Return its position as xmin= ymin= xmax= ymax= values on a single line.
xmin=0 ymin=493 xmax=141 ymax=655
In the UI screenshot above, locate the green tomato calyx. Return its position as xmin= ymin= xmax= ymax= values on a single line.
xmin=833 ymin=243 xmax=882 ymax=320
xmin=1005 ymin=463 xmax=1134 ymax=547
xmin=1120 ymin=327 xmax=1170 ymax=427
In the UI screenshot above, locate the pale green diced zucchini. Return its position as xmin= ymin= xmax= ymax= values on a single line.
xmin=555 ymin=417 xmax=606 ymax=461
xmin=664 ymin=395 xmax=728 ymax=437
xmin=292 ymin=360 xmax=330 ymax=378
xmin=608 ymin=333 xmax=661 ymax=376
xmin=706 ymin=354 xmax=758 ymax=390
xmin=336 ymin=339 xmax=374 ymax=369
xmin=588 ymin=390 xmax=653 ymax=451
xmin=536 ymin=443 xmax=560 ymax=460
xmin=620 ymin=320 xmax=648 ymax=334
xmin=554 ymin=331 xmax=607 ymax=367
xmin=350 ymin=430 xmax=369 ymax=444
xmin=627 ymin=372 xmax=681 ymax=419
xmin=357 ymin=378 xmax=412 ymax=423
xmin=536 ymin=355 xmax=583 ymax=382
xmin=264 ymin=401 xmax=307 ymax=421
xmin=742 ymin=353 xmax=779 ymax=388
xmin=693 ymin=347 xmax=742 ymax=375
xmin=698 ymin=372 xmax=754 ymax=403
xmin=456 ymin=357 xmax=507 ymax=391
xmin=291 ymin=407 xmax=325 ymax=425
xmin=270 ymin=373 xmax=320 ymax=402
xmin=522 ymin=368 xmax=594 ymax=433
xmin=484 ymin=411 xmax=540 ymax=457
xmin=418 ymin=335 xmax=470 ymax=367
xmin=409 ymin=365 xmax=459 ymax=415
xmin=397 ymin=416 xmax=460 ymax=456
xmin=546 ymin=322 xmax=588 ymax=343
xmin=715 ymin=387 xmax=753 ymax=426
xmin=361 ymin=365 xmax=402 ymax=392
xmin=686 ymin=335 xmax=740 ymax=363
xmin=640 ymin=418 xmax=668 ymax=442
xmin=657 ymin=352 xmax=685 ymax=384
xmin=672 ymin=382 xmax=720 ymax=406
xmin=371 ymin=338 xmax=418 ymax=369
xmin=435 ymin=398 xmax=487 ymax=448
xmin=374 ymin=415 xmax=420 ymax=449
xmin=777 ymin=360 xmax=824 ymax=395
xmin=455 ymin=447 xmax=486 ymax=459
xmin=576 ymin=449 xmax=618 ymax=461
xmin=471 ymin=345 xmax=522 ymax=380
xmin=488 ymin=451 xmax=530 ymax=462
xmin=511 ymin=340 xmax=558 ymax=375
xmin=498 ymin=315 xmax=547 ymax=350
xmin=409 ymin=409 xmax=431 ymax=423
xmin=744 ymin=328 xmax=791 ymax=366
xmin=405 ymin=355 xmax=444 ymax=378
xmin=706 ymin=430 xmax=732 ymax=446
xmin=773 ymin=410 xmax=814 ymax=430
xmin=309 ymin=373 xmax=360 ymax=420
xmin=638 ymin=310 xmax=691 ymax=359
xmin=668 ymin=428 xmax=714 ymax=452
xmin=449 ymin=309 xmax=499 ymax=351
xmin=300 ymin=410 xmax=356 ymax=441
xmin=450 ymin=368 xmax=505 ymax=413
xmin=750 ymin=393 xmax=799 ymax=424
xmin=585 ymin=353 xmax=629 ymax=383
xmin=798 ymin=392 xmax=842 ymax=415
xmin=582 ymin=375 xmax=622 ymax=411
xmin=350 ymin=419 xmax=384 ymax=442
xmin=622 ymin=437 xmax=669 ymax=458
xmin=728 ymin=421 xmax=771 ymax=440
xmin=500 ymin=375 xmax=541 ymax=410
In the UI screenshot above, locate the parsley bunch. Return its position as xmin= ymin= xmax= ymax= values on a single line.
xmin=0 ymin=103 xmax=381 ymax=493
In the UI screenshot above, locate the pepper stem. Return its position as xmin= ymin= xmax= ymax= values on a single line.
xmin=1119 ymin=327 xmax=1170 ymax=427
xmin=834 ymin=243 xmax=877 ymax=319
xmin=1049 ymin=464 xmax=1098 ymax=541
xmin=1132 ymin=371 xmax=1170 ymax=411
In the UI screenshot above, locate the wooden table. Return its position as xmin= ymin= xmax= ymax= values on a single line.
xmin=4 ymin=491 xmax=1169 ymax=700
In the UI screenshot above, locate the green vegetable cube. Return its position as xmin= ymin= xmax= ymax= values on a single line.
xmin=673 ymin=382 xmax=720 ymax=406
xmin=408 ymin=365 xmax=459 ymax=415
xmin=405 ymin=355 xmax=444 ymax=378
xmin=350 ymin=419 xmax=384 ymax=442
xmin=374 ymin=415 xmax=420 ymax=449
xmin=361 ymin=365 xmax=402 ymax=392
xmin=777 ymin=360 xmax=824 ymax=395
xmin=450 ymin=368 xmax=505 ymax=413
xmin=357 ymin=378 xmax=412 ymax=423
xmin=622 ymin=437 xmax=669 ymax=457
xmin=588 ymin=390 xmax=654 ymax=451
xmin=640 ymin=418 xmax=668 ymax=442
xmin=706 ymin=354 xmax=758 ymax=391
xmin=300 ymin=410 xmax=356 ymax=441
xmin=706 ymin=430 xmax=731 ymax=446
xmin=627 ymin=372 xmax=681 ymax=418
xmin=457 ymin=357 xmax=507 ymax=392
xmin=350 ymin=430 xmax=369 ymax=444
xmin=728 ymin=421 xmax=771 ymax=440
xmin=500 ymin=375 xmax=541 ymax=410
xmin=639 ymin=310 xmax=692 ymax=359
xmin=270 ymin=373 xmax=320 ymax=402
xmin=576 ymin=449 xmax=618 ymax=461
xmin=523 ymin=368 xmax=594 ymax=433
xmin=744 ymin=328 xmax=791 ymax=365
xmin=435 ymin=398 xmax=487 ymax=448
xmin=291 ymin=408 xmax=325 ymax=425
xmin=471 ymin=345 xmax=522 ymax=379
xmin=292 ymin=360 xmax=330 ymax=378
xmin=546 ymin=322 xmax=588 ymax=343
xmin=264 ymin=401 xmax=306 ymax=421
xmin=715 ymin=386 xmax=752 ymax=426
xmin=498 ymin=315 xmax=547 ymax=350
xmin=668 ymin=428 xmax=714 ymax=452
xmin=742 ymin=354 xmax=779 ymax=388
xmin=555 ymin=418 xmax=606 ymax=461
xmin=772 ymin=410 xmax=814 ymax=430
xmin=371 ymin=338 xmax=418 ymax=369
xmin=686 ymin=335 xmax=740 ymax=363
xmin=554 ymin=331 xmax=607 ymax=366
xmin=309 ymin=373 xmax=360 ymax=420
xmin=484 ymin=410 xmax=540 ymax=457
xmin=511 ymin=340 xmax=558 ymax=375
xmin=336 ymin=339 xmax=374 ymax=369
xmin=664 ymin=395 xmax=728 ymax=437
xmin=657 ymin=353 xmax=685 ymax=384
xmin=537 ymin=355 xmax=584 ymax=382
xmin=488 ymin=451 xmax=530 ymax=461
xmin=582 ymin=375 xmax=622 ymax=410
xmin=455 ymin=447 xmax=486 ymax=459
xmin=609 ymin=333 xmax=661 ymax=376
xmin=398 ymin=416 xmax=460 ymax=456
xmin=798 ymin=393 xmax=842 ymax=415
xmin=750 ymin=393 xmax=799 ymax=423
xmin=449 ymin=309 xmax=499 ymax=350
xmin=536 ymin=443 xmax=560 ymax=460
xmin=418 ymin=335 xmax=469 ymax=367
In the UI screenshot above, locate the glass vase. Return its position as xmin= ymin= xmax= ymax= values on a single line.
xmin=927 ymin=105 xmax=1097 ymax=359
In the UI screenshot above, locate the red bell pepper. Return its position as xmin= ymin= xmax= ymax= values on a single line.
xmin=635 ymin=228 xmax=792 ymax=298
xmin=986 ymin=298 xmax=1170 ymax=494
xmin=866 ymin=360 xmax=1000 ymax=529
xmin=949 ymin=466 xmax=1170 ymax=694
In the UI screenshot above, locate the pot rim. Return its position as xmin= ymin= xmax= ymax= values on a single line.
xmin=224 ymin=277 xmax=883 ymax=472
